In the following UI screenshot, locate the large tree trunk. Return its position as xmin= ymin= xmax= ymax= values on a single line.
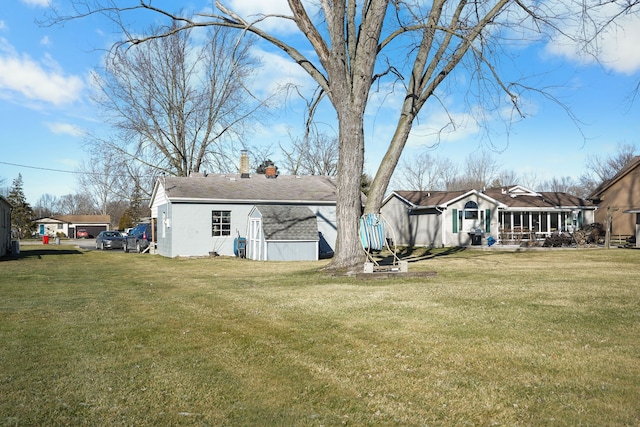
xmin=328 ymin=107 xmax=366 ymax=272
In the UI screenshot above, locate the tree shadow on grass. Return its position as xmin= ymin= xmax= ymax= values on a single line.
xmin=374 ymin=246 xmax=467 ymax=265
xmin=0 ymin=248 xmax=85 ymax=261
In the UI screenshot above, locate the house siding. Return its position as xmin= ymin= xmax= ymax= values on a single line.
xmin=159 ymin=201 xmax=336 ymax=258
xmin=266 ymin=241 xmax=318 ymax=261
xmin=163 ymin=202 xmax=253 ymax=257
xmin=381 ymin=197 xmax=442 ymax=247
xmin=593 ymin=167 xmax=640 ymax=237
xmin=443 ymin=195 xmax=499 ymax=247
xmin=155 ymin=202 xmax=173 ymax=258
xmin=313 ymin=206 xmax=337 ymax=253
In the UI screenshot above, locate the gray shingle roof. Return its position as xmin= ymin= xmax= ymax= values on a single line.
xmin=394 ymin=187 xmax=593 ymax=209
xmin=254 ymin=205 xmax=319 ymax=241
xmin=161 ymin=174 xmax=337 ymax=203
xmin=484 ymin=189 xmax=593 ymax=208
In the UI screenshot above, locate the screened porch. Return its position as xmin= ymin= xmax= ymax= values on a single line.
xmin=498 ymin=210 xmax=582 ymax=244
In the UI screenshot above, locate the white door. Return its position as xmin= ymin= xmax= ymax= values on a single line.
xmin=249 ymin=218 xmax=263 ymax=260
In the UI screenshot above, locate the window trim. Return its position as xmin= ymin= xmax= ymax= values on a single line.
xmin=212 ymin=210 xmax=232 ymax=237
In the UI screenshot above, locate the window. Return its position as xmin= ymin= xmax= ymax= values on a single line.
xmin=212 ymin=210 xmax=231 ymax=236
xmin=464 ymin=201 xmax=479 ymax=219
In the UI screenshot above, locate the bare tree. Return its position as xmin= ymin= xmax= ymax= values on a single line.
xmin=586 ymin=142 xmax=637 ymax=182
xmin=541 ymin=176 xmax=579 ymax=193
xmin=280 ymin=131 xmax=338 ymax=176
xmin=492 ymin=169 xmax=519 ymax=188
xmin=394 ymin=152 xmax=450 ymax=191
xmin=56 ymin=193 xmax=97 ymax=215
xmin=33 ymin=194 xmax=59 ymax=218
xmin=77 ymin=146 xmax=127 ymax=215
xmin=520 ymin=172 xmax=541 ymax=191
xmin=456 ymin=150 xmax=501 ymax=190
xmin=91 ymin=23 xmax=266 ymax=178
xmin=48 ymin=1 xmax=640 ymax=270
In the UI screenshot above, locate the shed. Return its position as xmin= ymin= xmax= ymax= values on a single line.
xmin=0 ymin=196 xmax=11 ymax=257
xmin=247 ymin=205 xmax=319 ymax=261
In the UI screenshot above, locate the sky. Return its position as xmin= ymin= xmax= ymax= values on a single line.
xmin=1 ymin=0 xmax=640 ymax=205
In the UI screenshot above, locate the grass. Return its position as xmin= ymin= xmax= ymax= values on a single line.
xmin=0 ymin=245 xmax=638 ymax=426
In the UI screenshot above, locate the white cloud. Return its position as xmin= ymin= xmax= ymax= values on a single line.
xmin=21 ymin=0 xmax=50 ymax=7
xmin=46 ymin=122 xmax=85 ymax=137
xmin=222 ymin=0 xmax=317 ymax=34
xmin=249 ymin=47 xmax=316 ymax=98
xmin=407 ymin=109 xmax=480 ymax=148
xmin=545 ymin=3 xmax=640 ymax=75
xmin=40 ymin=35 xmax=51 ymax=46
xmin=0 ymin=39 xmax=84 ymax=105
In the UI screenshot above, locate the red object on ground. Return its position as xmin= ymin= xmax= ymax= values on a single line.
xmin=43 ymin=235 xmax=49 ymax=244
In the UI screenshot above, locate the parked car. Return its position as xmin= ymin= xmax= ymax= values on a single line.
xmin=77 ymin=229 xmax=89 ymax=239
xmin=123 ymin=223 xmax=154 ymax=253
xmin=95 ymin=230 xmax=125 ymax=250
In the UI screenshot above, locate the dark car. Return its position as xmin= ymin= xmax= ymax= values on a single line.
xmin=123 ymin=223 xmax=154 ymax=253
xmin=95 ymin=230 xmax=125 ymax=250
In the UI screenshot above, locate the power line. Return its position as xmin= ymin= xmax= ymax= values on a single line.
xmin=0 ymin=161 xmax=82 ymax=175
xmin=0 ymin=160 xmax=155 ymax=179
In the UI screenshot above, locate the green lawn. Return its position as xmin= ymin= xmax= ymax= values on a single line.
xmin=1 ymin=245 xmax=638 ymax=426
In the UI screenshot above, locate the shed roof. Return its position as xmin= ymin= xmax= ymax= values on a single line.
xmin=157 ymin=174 xmax=338 ymax=204
xmin=254 ymin=205 xmax=319 ymax=241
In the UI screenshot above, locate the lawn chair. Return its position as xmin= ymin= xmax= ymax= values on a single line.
xmin=359 ymin=213 xmax=401 ymax=270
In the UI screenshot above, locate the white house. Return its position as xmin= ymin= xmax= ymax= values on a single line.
xmin=149 ymin=172 xmax=339 ymax=259
xmin=381 ymin=185 xmax=596 ymax=247
xmin=0 ymin=196 xmax=11 ymax=257
xmin=33 ymin=215 xmax=111 ymax=238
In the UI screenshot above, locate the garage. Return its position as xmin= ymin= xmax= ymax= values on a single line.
xmin=71 ymin=225 xmax=107 ymax=239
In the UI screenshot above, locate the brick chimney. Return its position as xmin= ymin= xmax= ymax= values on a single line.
xmin=265 ymin=165 xmax=277 ymax=178
xmin=240 ymin=150 xmax=250 ymax=178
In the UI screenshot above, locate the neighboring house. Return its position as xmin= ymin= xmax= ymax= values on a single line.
xmin=149 ymin=172 xmax=339 ymax=259
xmin=0 ymin=196 xmax=11 ymax=257
xmin=381 ymin=185 xmax=596 ymax=247
xmin=588 ymin=156 xmax=640 ymax=239
xmin=33 ymin=215 xmax=111 ymax=238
